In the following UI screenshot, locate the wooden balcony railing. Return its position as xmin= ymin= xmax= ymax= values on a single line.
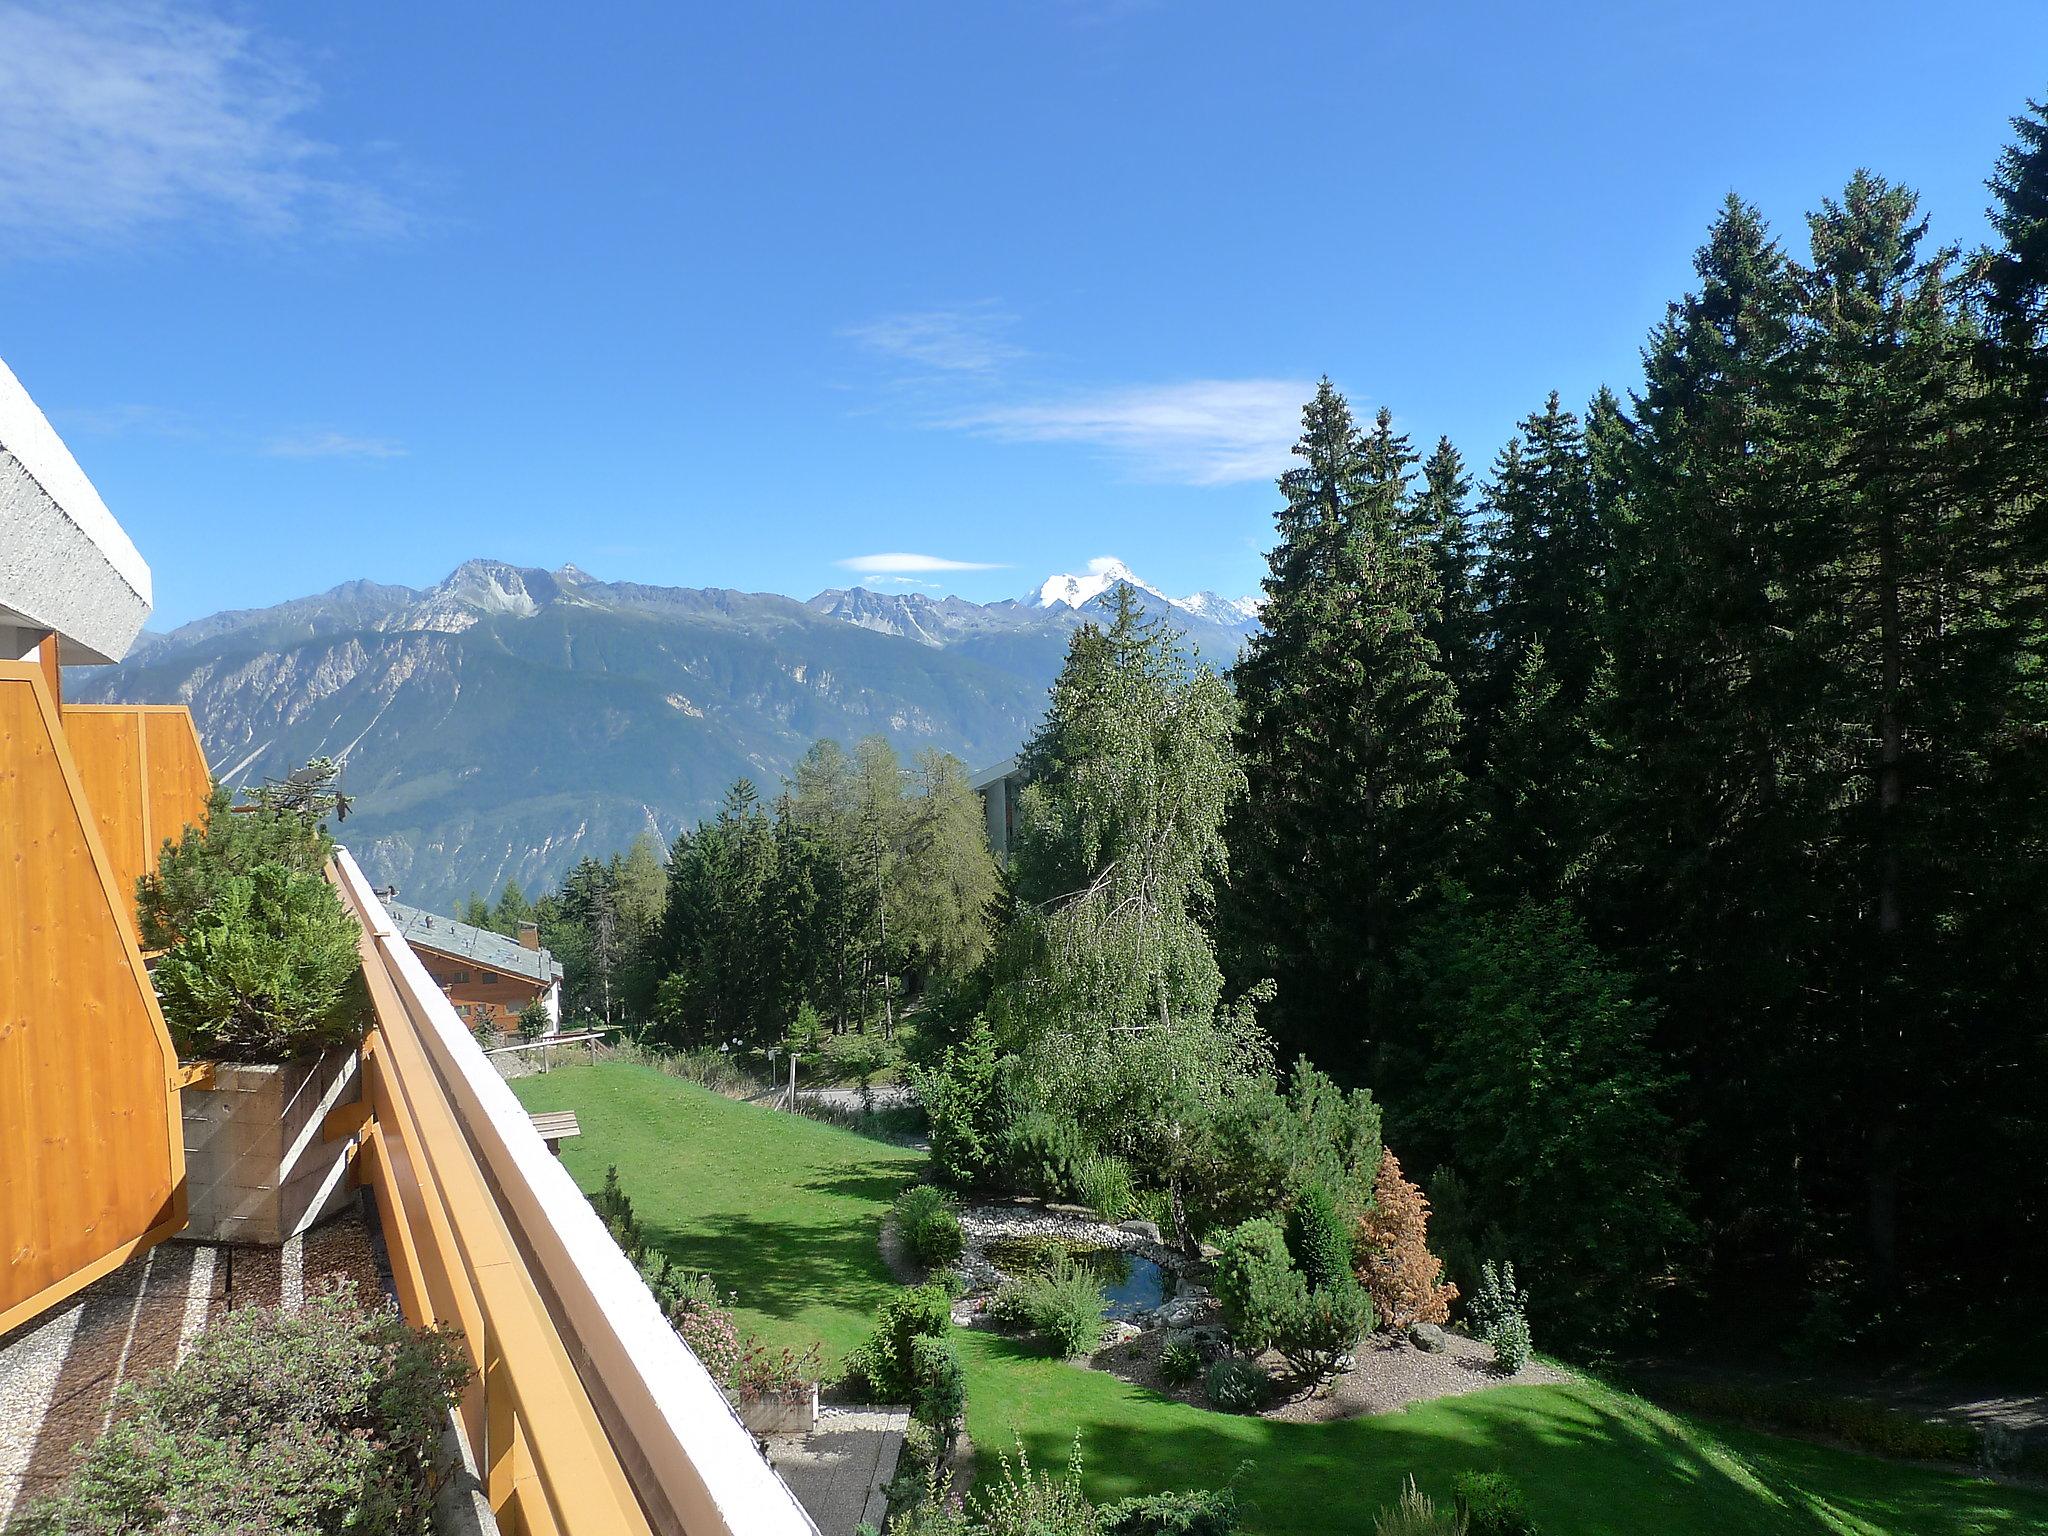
xmin=328 ymin=850 xmax=817 ymax=1536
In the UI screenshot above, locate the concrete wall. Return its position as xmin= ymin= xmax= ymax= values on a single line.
xmin=0 ymin=358 xmax=150 ymax=665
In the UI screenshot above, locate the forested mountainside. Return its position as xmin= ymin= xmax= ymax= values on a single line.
xmin=76 ymin=558 xmax=1253 ymax=908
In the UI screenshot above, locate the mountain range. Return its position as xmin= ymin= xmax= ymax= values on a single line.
xmin=75 ymin=558 xmax=1259 ymax=910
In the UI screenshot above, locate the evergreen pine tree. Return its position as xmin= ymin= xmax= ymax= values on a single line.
xmin=1226 ymin=380 xmax=1464 ymax=1076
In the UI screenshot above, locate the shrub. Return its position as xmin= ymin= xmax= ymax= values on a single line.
xmin=1159 ymin=1331 xmax=1204 ymax=1387
xmin=595 ymin=1164 xmax=646 ymax=1260
xmin=993 ymin=1255 xmax=1105 ymax=1358
xmin=973 ymin=1436 xmax=1097 ymax=1536
xmin=518 ymin=999 xmax=551 ymax=1041
xmin=895 ymin=1184 xmax=968 ymax=1268
xmin=1076 ymin=1153 xmax=1138 ymax=1221
xmin=1204 ymin=1356 xmax=1269 ymax=1413
xmin=1451 ymin=1471 xmax=1537 ymax=1536
xmin=731 ymin=1337 xmax=823 ymax=1400
xmin=909 ymin=1335 xmax=967 ymax=1448
xmin=1466 ymin=1260 xmax=1529 ymax=1339
xmin=845 ymin=1284 xmax=954 ymax=1400
xmin=1004 ymin=1109 xmax=1089 ymax=1200
xmin=910 ymin=1022 xmax=1008 ymax=1188
xmin=1287 ymin=1183 xmax=1354 ymax=1292
xmin=1485 ymin=1313 xmax=1532 ymax=1374
xmin=647 ymin=1260 xmax=746 ymax=1387
xmin=1356 ymin=1150 xmax=1457 ymax=1329
xmin=1100 ymin=1487 xmax=1241 ymax=1536
xmin=19 ymin=1281 xmax=467 ymax=1536
xmin=1213 ymin=1218 xmax=1305 ymax=1356
xmin=1373 ymin=1476 xmax=1467 ymax=1536
xmin=1275 ymin=1280 xmax=1372 ymax=1381
xmin=1468 ymin=1259 xmax=1533 ymax=1369
xmin=136 ymin=786 xmax=331 ymax=951
xmin=151 ymin=860 xmax=374 ymax=1062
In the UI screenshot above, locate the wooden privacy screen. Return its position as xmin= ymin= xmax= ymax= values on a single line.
xmin=59 ymin=704 xmax=211 ymax=939
xmin=0 ymin=664 xmax=187 ymax=1334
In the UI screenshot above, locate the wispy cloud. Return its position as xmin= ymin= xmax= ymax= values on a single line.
xmin=842 ymin=304 xmax=1023 ymax=374
xmin=58 ymin=402 xmax=205 ymax=439
xmin=953 ymin=378 xmax=1311 ymax=486
xmin=0 ymin=0 xmax=405 ymax=253
xmin=838 ymin=552 xmax=1008 ymax=574
xmin=264 ymin=430 xmax=407 ymax=460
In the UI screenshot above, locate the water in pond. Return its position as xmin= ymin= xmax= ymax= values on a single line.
xmin=985 ymin=1235 xmax=1169 ymax=1318
xmin=1094 ymin=1250 xmax=1168 ymax=1319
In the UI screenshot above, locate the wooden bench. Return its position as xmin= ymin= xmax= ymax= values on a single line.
xmin=528 ymin=1110 xmax=581 ymax=1156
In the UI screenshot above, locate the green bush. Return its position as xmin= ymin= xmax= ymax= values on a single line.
xmin=1004 ymin=1109 xmax=1089 ymax=1200
xmin=1213 ymin=1218 xmax=1306 ymax=1356
xmin=1076 ymin=1153 xmax=1138 ymax=1220
xmin=1159 ymin=1330 xmax=1204 ymax=1388
xmin=1276 ymin=1279 xmax=1372 ymax=1381
xmin=1652 ymin=1379 xmax=1980 ymax=1463
xmin=1203 ymin=1356 xmax=1269 ymax=1413
xmin=909 ymin=1334 xmax=967 ymax=1446
xmin=518 ymin=999 xmax=551 ymax=1040
xmin=1485 ymin=1313 xmax=1532 ymax=1374
xmin=909 ymin=1023 xmax=1008 ymax=1189
xmin=1287 ymin=1183 xmax=1354 ymax=1292
xmin=19 ymin=1281 xmax=467 ymax=1536
xmin=1101 ymin=1486 xmax=1241 ymax=1536
xmin=152 ymin=860 xmax=374 ymax=1063
xmin=992 ymin=1254 xmax=1105 ymax=1358
xmin=1469 ymin=1261 xmax=1533 ymax=1373
xmin=135 ymin=787 xmax=331 ymax=951
xmin=894 ymin=1184 xmax=967 ymax=1268
xmin=844 ymin=1284 xmax=954 ymax=1401
xmin=1452 ymin=1471 xmax=1536 ymax=1536
xmin=1372 ymin=1476 xmax=1465 ymax=1536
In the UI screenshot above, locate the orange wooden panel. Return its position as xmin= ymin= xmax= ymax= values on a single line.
xmin=60 ymin=704 xmax=212 ymax=939
xmin=0 ymin=664 xmax=187 ymax=1334
xmin=141 ymin=708 xmax=211 ymax=852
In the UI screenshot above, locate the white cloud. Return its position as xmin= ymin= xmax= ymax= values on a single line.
xmin=264 ymin=430 xmax=406 ymax=460
xmin=842 ymin=304 xmax=1023 ymax=373
xmin=0 ymin=0 xmax=403 ymax=252
xmin=838 ymin=552 xmax=1008 ymax=574
xmin=953 ymin=378 xmax=1312 ymax=486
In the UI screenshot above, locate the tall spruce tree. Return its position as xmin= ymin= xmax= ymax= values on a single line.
xmin=1225 ymin=380 xmax=1463 ymax=1076
xmin=1414 ymin=435 xmax=1484 ymax=727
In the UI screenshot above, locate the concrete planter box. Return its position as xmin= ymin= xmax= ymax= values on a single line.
xmin=734 ymin=1382 xmax=819 ymax=1437
xmin=180 ymin=1050 xmax=361 ymax=1246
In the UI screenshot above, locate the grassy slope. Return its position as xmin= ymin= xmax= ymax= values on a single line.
xmin=514 ymin=1062 xmax=2047 ymax=1536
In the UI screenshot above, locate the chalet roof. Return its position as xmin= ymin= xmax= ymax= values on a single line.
xmin=385 ymin=901 xmax=564 ymax=985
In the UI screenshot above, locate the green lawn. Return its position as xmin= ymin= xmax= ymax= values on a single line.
xmin=514 ymin=1062 xmax=2047 ymax=1536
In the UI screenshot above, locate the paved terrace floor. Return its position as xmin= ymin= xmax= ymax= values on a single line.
xmin=0 ymin=1209 xmax=382 ymax=1528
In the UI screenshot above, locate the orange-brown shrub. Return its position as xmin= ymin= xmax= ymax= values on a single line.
xmin=1355 ymin=1149 xmax=1457 ymax=1328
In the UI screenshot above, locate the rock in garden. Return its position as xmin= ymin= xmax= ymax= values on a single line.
xmin=1118 ymin=1219 xmax=1164 ymax=1241
xmin=1408 ymin=1322 xmax=1448 ymax=1353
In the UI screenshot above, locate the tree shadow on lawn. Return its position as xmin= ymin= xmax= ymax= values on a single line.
xmin=634 ymin=1204 xmax=901 ymax=1336
xmin=959 ymin=1337 xmax=2035 ymax=1536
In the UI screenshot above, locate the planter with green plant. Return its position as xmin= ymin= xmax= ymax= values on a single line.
xmin=143 ymin=763 xmax=375 ymax=1245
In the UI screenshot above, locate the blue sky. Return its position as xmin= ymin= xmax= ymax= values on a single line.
xmin=3 ymin=1 xmax=2045 ymax=629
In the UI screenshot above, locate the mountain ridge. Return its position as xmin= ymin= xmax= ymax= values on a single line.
xmin=86 ymin=558 xmax=1260 ymax=909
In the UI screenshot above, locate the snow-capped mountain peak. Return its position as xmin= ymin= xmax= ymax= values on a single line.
xmin=1031 ymin=556 xmax=1164 ymax=610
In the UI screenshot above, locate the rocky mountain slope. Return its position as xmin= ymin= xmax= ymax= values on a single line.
xmin=78 ymin=559 xmax=1257 ymax=910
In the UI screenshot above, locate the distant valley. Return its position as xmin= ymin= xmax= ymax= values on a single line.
xmin=75 ymin=558 xmax=1257 ymax=910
